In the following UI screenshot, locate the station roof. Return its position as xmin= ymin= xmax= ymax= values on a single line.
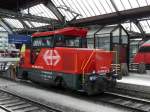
xmin=0 ymin=0 xmax=150 ymax=36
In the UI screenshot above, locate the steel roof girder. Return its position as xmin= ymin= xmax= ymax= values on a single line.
xmin=133 ymin=19 xmax=145 ymax=37
xmin=45 ymin=0 xmax=65 ymax=22
xmin=0 ymin=18 xmax=13 ymax=34
xmin=0 ymin=8 xmax=58 ymax=24
xmin=71 ymin=6 xmax=150 ymax=26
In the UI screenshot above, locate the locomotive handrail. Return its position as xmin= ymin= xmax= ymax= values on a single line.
xmin=81 ymin=59 xmax=86 ymax=70
xmin=82 ymin=50 xmax=96 ymax=84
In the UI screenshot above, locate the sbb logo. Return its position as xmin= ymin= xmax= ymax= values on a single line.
xmin=43 ymin=50 xmax=61 ymax=66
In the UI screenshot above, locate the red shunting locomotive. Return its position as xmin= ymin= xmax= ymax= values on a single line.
xmin=18 ymin=27 xmax=118 ymax=95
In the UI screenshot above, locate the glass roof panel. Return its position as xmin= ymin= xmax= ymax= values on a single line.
xmin=86 ymin=0 xmax=100 ymax=15
xmin=146 ymin=0 xmax=150 ymax=5
xmin=129 ymin=0 xmax=139 ymax=8
xmin=122 ymin=22 xmax=140 ymax=33
xmin=3 ymin=18 xmax=24 ymax=28
xmin=24 ymin=21 xmax=33 ymax=28
xmin=51 ymin=0 xmax=149 ymax=20
xmin=147 ymin=20 xmax=150 ymax=26
xmin=52 ymin=0 xmax=77 ymax=20
xmin=80 ymin=0 xmax=95 ymax=16
xmin=99 ymin=0 xmax=112 ymax=13
xmin=106 ymin=0 xmax=116 ymax=12
xmin=140 ymin=21 xmax=147 ymax=31
xmin=62 ymin=0 xmax=82 ymax=18
xmin=0 ymin=27 xmax=6 ymax=31
xmin=76 ymin=0 xmax=93 ymax=17
xmin=60 ymin=9 xmax=72 ymax=21
xmin=31 ymin=22 xmax=49 ymax=27
xmin=140 ymin=20 xmax=150 ymax=33
xmin=90 ymin=0 xmax=102 ymax=15
xmin=114 ymin=0 xmax=149 ymax=11
xmin=21 ymin=3 xmax=57 ymax=19
xmin=97 ymin=25 xmax=118 ymax=34
xmin=51 ymin=0 xmax=115 ymax=20
xmin=120 ymin=0 xmax=131 ymax=9
xmin=66 ymin=0 xmax=87 ymax=18
xmin=113 ymin=0 xmax=125 ymax=11
xmin=95 ymin=2 xmax=106 ymax=14
xmin=137 ymin=0 xmax=147 ymax=7
xmin=132 ymin=24 xmax=140 ymax=32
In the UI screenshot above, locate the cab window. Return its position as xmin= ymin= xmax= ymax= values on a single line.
xmin=54 ymin=35 xmax=85 ymax=48
xmin=65 ymin=38 xmax=80 ymax=47
xmin=32 ymin=36 xmax=53 ymax=48
xmin=31 ymin=36 xmax=53 ymax=64
xmin=55 ymin=35 xmax=65 ymax=47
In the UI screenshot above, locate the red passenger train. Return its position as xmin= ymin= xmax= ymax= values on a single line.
xmin=134 ymin=40 xmax=150 ymax=69
xmin=18 ymin=27 xmax=117 ymax=95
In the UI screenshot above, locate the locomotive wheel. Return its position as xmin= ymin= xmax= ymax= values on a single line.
xmin=85 ymin=81 xmax=94 ymax=95
xmin=31 ymin=80 xmax=40 ymax=84
xmin=20 ymin=71 xmax=28 ymax=80
xmin=54 ymin=76 xmax=66 ymax=88
xmin=138 ymin=63 xmax=146 ymax=74
xmin=55 ymin=77 xmax=62 ymax=87
xmin=85 ymin=79 xmax=106 ymax=95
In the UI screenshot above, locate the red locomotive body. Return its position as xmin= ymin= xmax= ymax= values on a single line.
xmin=18 ymin=27 xmax=117 ymax=95
xmin=133 ymin=40 xmax=150 ymax=69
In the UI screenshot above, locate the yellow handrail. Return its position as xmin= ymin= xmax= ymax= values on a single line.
xmin=82 ymin=50 xmax=95 ymax=84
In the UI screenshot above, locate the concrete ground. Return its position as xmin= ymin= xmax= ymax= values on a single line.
xmin=0 ymin=71 xmax=150 ymax=112
xmin=0 ymin=78 xmax=131 ymax=112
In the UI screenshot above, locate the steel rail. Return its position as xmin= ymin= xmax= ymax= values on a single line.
xmin=96 ymin=92 xmax=150 ymax=112
xmin=0 ymin=89 xmax=63 ymax=112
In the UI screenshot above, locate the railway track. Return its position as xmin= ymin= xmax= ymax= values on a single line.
xmin=0 ymin=89 xmax=62 ymax=112
xmin=1 ymin=77 xmax=150 ymax=112
xmin=96 ymin=92 xmax=150 ymax=112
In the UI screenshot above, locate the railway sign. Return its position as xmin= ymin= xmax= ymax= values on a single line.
xmin=43 ymin=50 xmax=61 ymax=66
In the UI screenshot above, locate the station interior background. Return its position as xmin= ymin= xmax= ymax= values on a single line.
xmin=0 ymin=0 xmax=150 ymax=67
xmin=0 ymin=0 xmax=150 ymax=112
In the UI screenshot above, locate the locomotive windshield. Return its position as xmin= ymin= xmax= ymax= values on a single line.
xmin=54 ymin=35 xmax=81 ymax=48
xmin=138 ymin=40 xmax=150 ymax=53
xmin=31 ymin=35 xmax=86 ymax=64
xmin=32 ymin=36 xmax=53 ymax=48
xmin=32 ymin=35 xmax=86 ymax=48
xmin=138 ymin=46 xmax=150 ymax=53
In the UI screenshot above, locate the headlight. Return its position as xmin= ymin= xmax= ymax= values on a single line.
xmin=89 ymin=76 xmax=97 ymax=81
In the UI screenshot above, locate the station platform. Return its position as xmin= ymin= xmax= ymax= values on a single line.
xmin=118 ymin=70 xmax=150 ymax=86
xmin=112 ymin=70 xmax=150 ymax=99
